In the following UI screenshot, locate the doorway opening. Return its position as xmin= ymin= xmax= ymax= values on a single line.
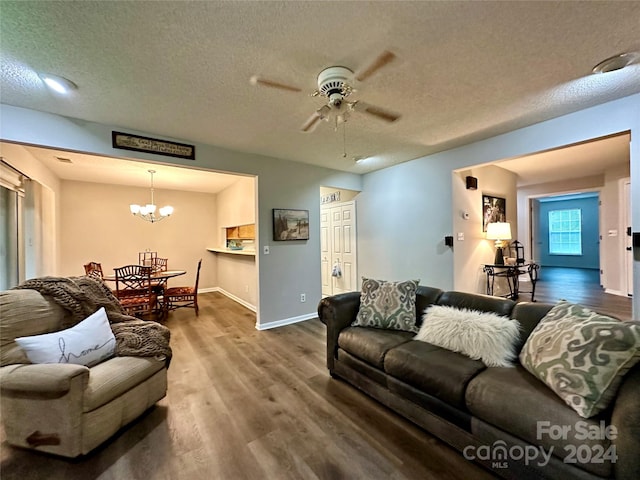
xmin=320 ymin=186 xmax=360 ymax=297
xmin=452 ymin=132 xmax=631 ymax=308
xmin=0 ymin=141 xmax=260 ymax=319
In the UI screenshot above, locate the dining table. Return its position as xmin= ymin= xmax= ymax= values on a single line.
xmin=104 ymin=269 xmax=187 ymax=318
xmin=103 ymin=269 xmax=186 ymax=287
xmin=103 ymin=270 xmax=187 ymax=289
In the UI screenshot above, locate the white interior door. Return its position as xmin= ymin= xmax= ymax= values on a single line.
xmin=321 ymin=201 xmax=357 ymax=296
xmin=320 ymin=209 xmax=331 ymax=296
xmin=624 ymin=179 xmax=633 ymax=296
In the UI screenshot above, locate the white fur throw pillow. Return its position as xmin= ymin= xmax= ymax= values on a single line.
xmin=415 ymin=305 xmax=520 ymax=367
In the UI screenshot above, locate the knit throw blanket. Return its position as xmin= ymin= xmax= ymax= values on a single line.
xmin=14 ymin=276 xmax=172 ymax=364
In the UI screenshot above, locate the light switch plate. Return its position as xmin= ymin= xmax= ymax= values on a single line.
xmin=263 ymin=245 xmax=270 ymax=254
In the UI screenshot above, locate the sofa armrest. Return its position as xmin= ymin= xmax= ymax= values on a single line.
xmin=0 ymin=363 xmax=90 ymax=395
xmin=612 ymin=364 xmax=640 ymax=480
xmin=317 ymin=292 xmax=361 ymax=371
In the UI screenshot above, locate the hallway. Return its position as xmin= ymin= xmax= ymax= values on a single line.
xmin=532 ymin=266 xmax=632 ymax=321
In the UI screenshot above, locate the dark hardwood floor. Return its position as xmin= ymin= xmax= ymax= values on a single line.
xmin=528 ymin=266 xmax=633 ymax=321
xmin=1 ymin=292 xmax=496 ymax=480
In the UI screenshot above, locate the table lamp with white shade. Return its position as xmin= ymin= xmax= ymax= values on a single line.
xmin=486 ymin=222 xmax=512 ymax=265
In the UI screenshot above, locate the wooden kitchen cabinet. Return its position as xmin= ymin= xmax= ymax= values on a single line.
xmin=226 ymin=223 xmax=255 ymax=239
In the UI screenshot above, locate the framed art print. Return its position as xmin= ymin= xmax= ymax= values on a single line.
xmin=482 ymin=195 xmax=506 ymax=232
xmin=273 ymin=209 xmax=309 ymax=241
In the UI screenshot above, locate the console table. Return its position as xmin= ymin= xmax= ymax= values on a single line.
xmin=483 ymin=263 xmax=540 ymax=301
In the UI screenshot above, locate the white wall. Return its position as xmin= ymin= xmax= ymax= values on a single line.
xmin=602 ymin=164 xmax=631 ymax=294
xmin=216 ymin=176 xmax=256 ymax=233
xmin=59 ymin=180 xmax=218 ymax=290
xmin=1 ymin=143 xmax=62 ymax=274
xmin=452 ymin=165 xmax=517 ymax=294
xmin=214 ymin=175 xmax=257 ymax=307
xmin=0 ymin=104 xmax=362 ymax=327
xmin=358 ymin=93 xmax=640 ymax=318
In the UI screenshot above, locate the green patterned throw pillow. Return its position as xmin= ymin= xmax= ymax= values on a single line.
xmin=519 ymin=301 xmax=640 ymax=418
xmin=352 ymin=278 xmax=419 ymax=332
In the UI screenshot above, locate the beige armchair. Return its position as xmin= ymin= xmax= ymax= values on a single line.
xmin=0 ymin=287 xmax=168 ymax=458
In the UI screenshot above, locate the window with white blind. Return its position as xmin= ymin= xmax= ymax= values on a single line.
xmin=548 ymin=208 xmax=582 ymax=255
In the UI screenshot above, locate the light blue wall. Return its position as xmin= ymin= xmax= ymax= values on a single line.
xmin=358 ymin=93 xmax=639 ymax=318
xmin=0 ymin=104 xmax=362 ymax=327
xmin=2 ymin=93 xmax=640 ymax=320
xmin=537 ymin=197 xmax=600 ymax=269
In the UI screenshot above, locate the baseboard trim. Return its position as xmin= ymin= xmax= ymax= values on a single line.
xmin=604 ymin=288 xmax=627 ymax=297
xmin=198 ymin=288 xmax=316 ymax=329
xmin=198 ymin=287 xmax=218 ymax=294
xmin=200 ymin=287 xmax=257 ymax=312
xmin=256 ymin=313 xmax=317 ymax=331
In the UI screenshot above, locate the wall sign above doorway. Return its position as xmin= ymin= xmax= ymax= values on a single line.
xmin=321 ymin=191 xmax=341 ymax=204
xmin=112 ymin=131 xmax=195 ymax=160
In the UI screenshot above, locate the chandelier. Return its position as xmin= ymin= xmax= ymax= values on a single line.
xmin=129 ymin=170 xmax=174 ymax=223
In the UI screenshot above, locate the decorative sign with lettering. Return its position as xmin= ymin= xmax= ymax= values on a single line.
xmin=112 ymin=131 xmax=195 ymax=160
xmin=321 ymin=191 xmax=341 ymax=204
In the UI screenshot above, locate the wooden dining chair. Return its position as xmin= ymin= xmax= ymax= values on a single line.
xmin=151 ymin=257 xmax=168 ymax=273
xmin=163 ymin=259 xmax=202 ymax=315
xmin=149 ymin=257 xmax=168 ymax=297
xmin=114 ymin=264 xmax=157 ymax=318
xmin=83 ymin=261 xmax=104 ymax=280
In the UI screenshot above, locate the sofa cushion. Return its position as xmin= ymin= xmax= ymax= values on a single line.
xmin=83 ymin=356 xmax=165 ymax=412
xmin=0 ymin=289 xmax=71 ymax=367
xmin=384 ymin=340 xmax=486 ymax=409
xmin=352 ymin=278 xmax=419 ymax=332
xmin=466 ymin=366 xmax=614 ymax=478
xmin=414 ymin=286 xmax=445 ymax=328
xmin=436 ymin=290 xmax=515 ymax=317
xmin=510 ymin=302 xmax=554 ymax=354
xmin=15 ymin=307 xmax=116 ymax=367
xmin=338 ymin=327 xmax=414 ymax=369
xmin=416 ymin=305 xmax=520 ymax=367
xmin=519 ymin=301 xmax=640 ymax=418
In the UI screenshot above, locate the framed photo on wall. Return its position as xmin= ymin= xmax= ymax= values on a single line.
xmin=273 ymin=209 xmax=309 ymax=241
xmin=482 ymin=195 xmax=506 ymax=232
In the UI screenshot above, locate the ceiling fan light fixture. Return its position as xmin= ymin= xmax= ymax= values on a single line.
xmin=317 ymin=66 xmax=354 ymax=98
xmin=591 ymin=53 xmax=637 ymax=74
xmin=39 ymin=73 xmax=78 ymax=94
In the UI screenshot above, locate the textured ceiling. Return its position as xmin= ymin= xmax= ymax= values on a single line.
xmin=1 ymin=1 xmax=639 ymax=175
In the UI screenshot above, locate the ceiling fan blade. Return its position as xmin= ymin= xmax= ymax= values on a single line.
xmin=250 ymin=75 xmax=302 ymax=92
xmin=355 ymin=50 xmax=396 ymax=82
xmin=301 ymin=113 xmax=322 ymax=133
xmin=301 ymin=105 xmax=331 ymax=132
xmin=351 ymin=101 xmax=400 ymax=123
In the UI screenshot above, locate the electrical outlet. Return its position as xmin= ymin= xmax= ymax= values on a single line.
xmin=245 ymin=285 xmax=249 ymax=293
xmin=300 ymin=293 xmax=306 ymax=303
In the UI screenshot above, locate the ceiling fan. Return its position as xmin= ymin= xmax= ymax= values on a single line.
xmin=250 ymin=50 xmax=401 ymax=133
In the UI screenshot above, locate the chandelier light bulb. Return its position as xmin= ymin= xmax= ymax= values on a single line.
xmin=159 ymin=206 xmax=174 ymax=217
xmin=129 ymin=170 xmax=173 ymax=223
